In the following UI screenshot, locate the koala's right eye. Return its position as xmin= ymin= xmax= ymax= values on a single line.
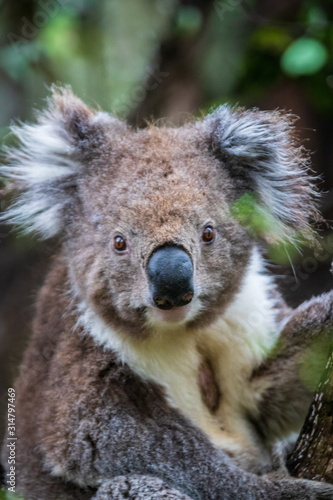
xmin=113 ymin=235 xmax=127 ymax=253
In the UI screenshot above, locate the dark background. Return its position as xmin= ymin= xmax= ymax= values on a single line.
xmin=1 ymin=0 xmax=333 ymax=434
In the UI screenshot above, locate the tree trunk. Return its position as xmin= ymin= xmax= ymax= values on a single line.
xmin=287 ymin=350 xmax=333 ymax=482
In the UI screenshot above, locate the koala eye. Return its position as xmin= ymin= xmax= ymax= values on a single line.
xmin=113 ymin=235 xmax=127 ymax=253
xmin=202 ymin=226 xmax=215 ymax=244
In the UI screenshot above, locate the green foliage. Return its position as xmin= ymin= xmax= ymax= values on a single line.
xmin=231 ymin=193 xmax=274 ymax=238
xmin=0 ymin=489 xmax=24 ymax=500
xmin=267 ymin=240 xmax=301 ymax=266
xmin=230 ymin=192 xmax=294 ymax=250
xmin=231 ymin=193 xmax=315 ymax=265
xmin=281 ymin=38 xmax=328 ymax=77
xmin=299 ymin=336 xmax=333 ymax=392
xmin=0 ymin=0 xmax=177 ymax=128
xmin=231 ymin=1 xmax=333 ymax=113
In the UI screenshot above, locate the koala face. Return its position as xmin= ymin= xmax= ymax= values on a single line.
xmin=1 ymin=87 xmax=318 ymax=338
xmin=66 ymin=126 xmax=253 ymax=336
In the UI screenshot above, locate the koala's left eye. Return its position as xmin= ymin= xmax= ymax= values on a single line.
xmin=202 ymin=226 xmax=215 ymax=244
xmin=113 ymin=235 xmax=127 ymax=253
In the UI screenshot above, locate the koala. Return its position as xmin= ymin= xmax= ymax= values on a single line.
xmin=1 ymin=86 xmax=333 ymax=500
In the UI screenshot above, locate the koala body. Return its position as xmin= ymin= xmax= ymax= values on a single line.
xmin=1 ymin=87 xmax=333 ymax=500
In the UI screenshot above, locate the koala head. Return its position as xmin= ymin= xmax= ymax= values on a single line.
xmin=1 ymin=87 xmax=319 ymax=338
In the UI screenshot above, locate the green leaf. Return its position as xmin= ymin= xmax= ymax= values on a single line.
xmin=231 ymin=193 xmax=282 ymax=242
xmin=281 ymin=37 xmax=328 ymax=76
xmin=231 ymin=193 xmax=312 ymax=263
xmin=267 ymin=239 xmax=300 ymax=266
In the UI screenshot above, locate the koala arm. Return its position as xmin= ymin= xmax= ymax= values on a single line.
xmin=249 ymin=290 xmax=333 ymax=442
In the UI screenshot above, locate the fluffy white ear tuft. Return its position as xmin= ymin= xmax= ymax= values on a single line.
xmin=1 ymin=121 xmax=79 ymax=238
xmin=205 ymin=105 xmax=320 ymax=243
xmin=0 ymin=86 xmax=121 ymax=238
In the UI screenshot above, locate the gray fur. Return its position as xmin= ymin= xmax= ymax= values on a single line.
xmin=92 ymin=476 xmax=193 ymax=500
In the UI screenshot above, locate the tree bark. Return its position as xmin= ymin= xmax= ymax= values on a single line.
xmin=287 ymin=350 xmax=333 ymax=483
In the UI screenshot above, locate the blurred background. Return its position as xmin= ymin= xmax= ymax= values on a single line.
xmin=0 ymin=0 xmax=333 ymax=438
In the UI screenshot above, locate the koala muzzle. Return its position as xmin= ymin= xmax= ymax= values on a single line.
xmin=147 ymin=246 xmax=194 ymax=310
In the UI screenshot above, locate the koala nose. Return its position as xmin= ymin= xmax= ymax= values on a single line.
xmin=147 ymin=246 xmax=194 ymax=310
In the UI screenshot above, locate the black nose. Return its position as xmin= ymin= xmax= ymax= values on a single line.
xmin=147 ymin=246 xmax=194 ymax=310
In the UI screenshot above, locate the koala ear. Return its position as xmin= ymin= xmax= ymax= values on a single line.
xmin=0 ymin=86 xmax=124 ymax=239
xmin=205 ymin=105 xmax=320 ymax=243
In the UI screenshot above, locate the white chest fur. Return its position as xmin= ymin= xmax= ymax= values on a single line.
xmin=78 ymin=249 xmax=282 ymax=470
